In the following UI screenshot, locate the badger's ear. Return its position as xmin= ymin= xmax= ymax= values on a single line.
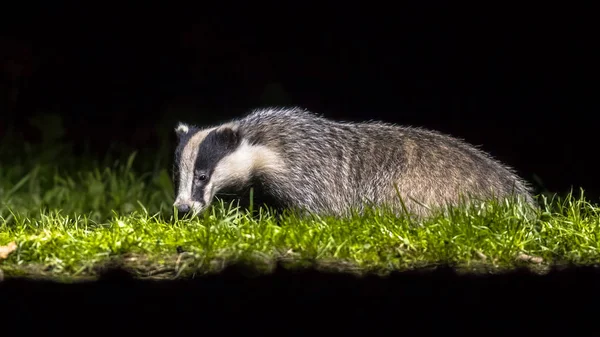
xmin=215 ymin=126 xmax=241 ymax=150
xmin=175 ymin=122 xmax=190 ymax=137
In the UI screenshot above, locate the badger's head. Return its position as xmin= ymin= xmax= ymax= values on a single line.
xmin=172 ymin=122 xmax=246 ymax=216
xmin=173 ymin=121 xmax=285 ymax=217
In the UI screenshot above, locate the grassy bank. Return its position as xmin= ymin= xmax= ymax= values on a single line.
xmin=1 ymin=149 xmax=599 ymax=281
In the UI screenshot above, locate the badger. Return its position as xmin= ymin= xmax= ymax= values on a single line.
xmin=172 ymin=107 xmax=535 ymax=219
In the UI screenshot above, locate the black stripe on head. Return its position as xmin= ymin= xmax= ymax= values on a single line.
xmin=192 ymin=127 xmax=242 ymax=201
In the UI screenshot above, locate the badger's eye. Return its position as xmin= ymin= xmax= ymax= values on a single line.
xmin=195 ymin=173 xmax=208 ymax=184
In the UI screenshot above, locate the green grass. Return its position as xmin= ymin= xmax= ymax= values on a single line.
xmin=1 ymin=145 xmax=599 ymax=281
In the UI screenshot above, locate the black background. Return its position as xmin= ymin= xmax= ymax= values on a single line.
xmin=1 ymin=2 xmax=598 ymax=200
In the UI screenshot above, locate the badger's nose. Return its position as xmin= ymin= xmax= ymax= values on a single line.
xmin=176 ymin=204 xmax=191 ymax=216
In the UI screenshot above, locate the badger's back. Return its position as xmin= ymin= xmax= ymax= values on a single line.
xmin=236 ymin=108 xmax=534 ymax=217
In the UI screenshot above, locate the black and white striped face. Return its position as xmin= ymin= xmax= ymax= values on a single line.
xmin=173 ymin=122 xmax=250 ymax=216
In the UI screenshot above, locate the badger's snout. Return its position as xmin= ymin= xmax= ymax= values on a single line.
xmin=176 ymin=203 xmax=191 ymax=215
xmin=174 ymin=199 xmax=205 ymax=217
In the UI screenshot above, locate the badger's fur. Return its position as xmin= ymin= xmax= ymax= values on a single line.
xmin=173 ymin=107 xmax=535 ymax=218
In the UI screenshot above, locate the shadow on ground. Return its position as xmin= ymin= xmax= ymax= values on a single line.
xmin=0 ymin=263 xmax=597 ymax=336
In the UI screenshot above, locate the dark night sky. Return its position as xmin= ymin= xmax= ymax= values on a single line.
xmin=0 ymin=2 xmax=598 ymax=200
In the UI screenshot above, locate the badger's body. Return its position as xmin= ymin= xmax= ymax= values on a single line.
xmin=173 ymin=107 xmax=534 ymax=218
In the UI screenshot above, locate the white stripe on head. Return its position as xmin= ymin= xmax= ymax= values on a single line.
xmin=174 ymin=127 xmax=215 ymax=206
xmin=208 ymin=139 xmax=286 ymax=199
